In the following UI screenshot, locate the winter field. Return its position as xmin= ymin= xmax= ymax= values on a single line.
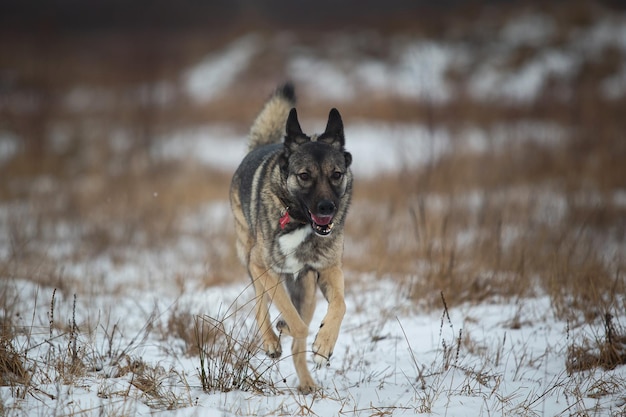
xmin=1 ymin=3 xmax=626 ymax=416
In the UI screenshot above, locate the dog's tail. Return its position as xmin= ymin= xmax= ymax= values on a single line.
xmin=248 ymin=83 xmax=296 ymax=152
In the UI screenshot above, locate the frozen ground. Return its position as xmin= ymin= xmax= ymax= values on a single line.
xmin=2 ymin=120 xmax=625 ymax=415
xmin=3 ymin=270 xmax=626 ymax=416
xmin=176 ymin=12 xmax=626 ymax=104
xmin=151 ymin=119 xmax=568 ymax=179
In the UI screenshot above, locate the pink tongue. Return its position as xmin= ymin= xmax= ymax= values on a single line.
xmin=311 ymin=213 xmax=333 ymax=226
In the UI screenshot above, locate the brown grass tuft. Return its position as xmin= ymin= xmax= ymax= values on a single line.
xmin=0 ymin=337 xmax=29 ymax=386
xmin=567 ymin=313 xmax=626 ymax=373
xmin=165 ymin=309 xmax=220 ymax=356
xmin=195 ymin=313 xmax=278 ymax=394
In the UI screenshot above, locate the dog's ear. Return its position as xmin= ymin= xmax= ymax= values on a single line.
xmin=344 ymin=151 xmax=352 ymax=168
xmin=284 ymin=108 xmax=310 ymax=152
xmin=281 ymin=108 xmax=309 ymax=175
xmin=325 ymin=108 xmax=344 ymax=139
xmin=318 ymin=108 xmax=345 ymax=149
xmin=286 ymin=108 xmax=303 ymax=137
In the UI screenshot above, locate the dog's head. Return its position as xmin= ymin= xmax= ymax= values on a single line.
xmin=279 ymin=108 xmax=352 ymax=237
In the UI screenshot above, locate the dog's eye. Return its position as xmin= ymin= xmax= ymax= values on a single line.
xmin=331 ymin=171 xmax=343 ymax=180
xmin=298 ymin=172 xmax=311 ymax=181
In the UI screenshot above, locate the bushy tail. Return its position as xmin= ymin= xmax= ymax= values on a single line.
xmin=248 ymin=83 xmax=296 ymax=152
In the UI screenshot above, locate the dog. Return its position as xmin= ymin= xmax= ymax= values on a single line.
xmin=230 ymin=83 xmax=352 ymax=393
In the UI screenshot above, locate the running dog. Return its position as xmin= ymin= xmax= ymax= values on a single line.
xmin=230 ymin=83 xmax=352 ymax=393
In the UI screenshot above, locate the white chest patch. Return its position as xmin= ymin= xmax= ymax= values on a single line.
xmin=278 ymin=226 xmax=312 ymax=273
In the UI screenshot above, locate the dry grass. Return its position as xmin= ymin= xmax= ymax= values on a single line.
xmin=344 ymin=109 xmax=626 ymax=318
xmin=0 ymin=288 xmax=195 ymax=413
xmin=195 ymin=313 xmax=280 ymax=395
xmin=567 ymin=313 xmax=626 ymax=373
xmin=0 ymin=337 xmax=28 ymax=386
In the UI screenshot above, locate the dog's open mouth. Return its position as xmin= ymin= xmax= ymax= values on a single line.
xmin=309 ymin=212 xmax=334 ymax=236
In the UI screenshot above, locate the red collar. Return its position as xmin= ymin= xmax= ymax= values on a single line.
xmin=279 ymin=206 xmax=307 ymax=230
xmin=279 ymin=210 xmax=291 ymax=230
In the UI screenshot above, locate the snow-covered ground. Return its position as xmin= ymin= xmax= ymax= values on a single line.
xmin=175 ymin=11 xmax=626 ymax=105
xmin=3 ymin=270 xmax=625 ymax=416
xmin=2 ymin=119 xmax=625 ymax=416
xmin=150 ymin=119 xmax=568 ymax=179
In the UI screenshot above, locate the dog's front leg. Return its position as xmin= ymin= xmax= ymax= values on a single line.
xmin=312 ymin=265 xmax=346 ymax=366
xmin=250 ymin=272 xmax=282 ymax=358
xmin=249 ymin=263 xmax=309 ymax=340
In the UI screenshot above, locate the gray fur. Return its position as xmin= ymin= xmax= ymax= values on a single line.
xmin=229 ymin=83 xmax=352 ymax=393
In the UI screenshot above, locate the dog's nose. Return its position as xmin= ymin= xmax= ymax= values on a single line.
xmin=317 ymin=200 xmax=336 ymax=216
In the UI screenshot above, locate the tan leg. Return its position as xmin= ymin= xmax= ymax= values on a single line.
xmin=290 ymin=270 xmax=318 ymax=393
xmin=251 ymin=275 xmax=282 ymax=358
xmin=233 ymin=196 xmax=283 ymax=357
xmin=312 ymin=265 xmax=346 ymax=366
xmin=249 ymin=262 xmax=309 ymax=340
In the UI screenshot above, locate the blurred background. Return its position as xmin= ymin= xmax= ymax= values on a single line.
xmin=1 ymin=0 xmax=625 ymax=312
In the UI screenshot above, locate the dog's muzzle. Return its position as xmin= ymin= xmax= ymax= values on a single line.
xmin=309 ymin=212 xmax=334 ymax=236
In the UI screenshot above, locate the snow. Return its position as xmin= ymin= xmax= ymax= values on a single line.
xmin=3 ymin=274 xmax=624 ymax=416
xmin=151 ymin=124 xmax=247 ymax=171
xmin=150 ymin=121 xmax=450 ymax=177
xmin=276 ymin=13 xmax=625 ymax=103
xmin=288 ymin=54 xmax=357 ymax=101
xmin=149 ymin=118 xmax=567 ymax=180
xmin=601 ymin=66 xmax=626 ymax=100
xmin=0 ymin=131 xmax=20 ymax=165
xmin=183 ymin=35 xmax=260 ymax=103
xmin=468 ymin=48 xmax=580 ymax=103
xmin=393 ymin=41 xmax=457 ymax=103
xmin=346 ymin=122 xmax=451 ymax=176
xmin=572 ymin=15 xmax=626 ymax=55
xmin=2 ymin=181 xmax=625 ymax=417
xmin=289 ymin=40 xmax=458 ymax=103
xmin=500 ymin=13 xmax=556 ymax=47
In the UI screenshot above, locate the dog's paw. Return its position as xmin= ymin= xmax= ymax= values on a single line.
xmin=266 ymin=343 xmax=282 ymax=359
xmin=263 ymin=333 xmax=282 ymax=359
xmin=312 ymin=348 xmax=331 ymax=368
xmin=297 ymin=377 xmax=320 ymax=395
xmin=312 ymin=328 xmax=335 ymax=367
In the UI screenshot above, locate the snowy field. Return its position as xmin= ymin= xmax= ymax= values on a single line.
xmin=2 ymin=7 xmax=626 ymax=417
xmin=4 ymin=274 xmax=625 ymax=416
xmin=2 ymin=128 xmax=625 ymax=416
